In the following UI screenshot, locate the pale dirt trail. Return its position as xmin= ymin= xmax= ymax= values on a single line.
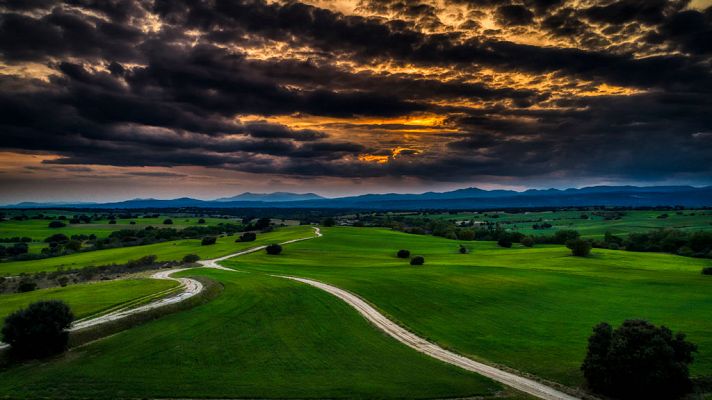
xmin=278 ymin=275 xmax=582 ymax=400
xmin=0 ymin=227 xmax=322 ymax=349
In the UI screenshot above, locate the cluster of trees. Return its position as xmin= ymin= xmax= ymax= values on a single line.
xmin=2 ymin=300 xmax=74 ymax=359
xmin=610 ymin=229 xmax=712 ymax=258
xmin=396 ymin=249 xmax=425 ymax=265
xmin=0 ymin=242 xmax=29 ymax=258
xmin=0 ymin=237 xmax=31 ymax=243
xmin=237 ymin=232 xmax=256 ymax=242
xmin=582 ymin=320 xmax=696 ymax=399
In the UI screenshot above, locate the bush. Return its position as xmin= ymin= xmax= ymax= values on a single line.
xmin=183 ymin=254 xmax=200 ymax=263
xmin=108 ymin=219 xmax=117 ymax=224
xmin=198 ymin=218 xmax=206 ymax=224
xmin=459 ymin=244 xmax=468 ymax=254
xmin=266 ymin=244 xmax=282 ymax=255
xmin=45 ymin=233 xmax=69 ymax=243
xmin=163 ymin=219 xmax=173 ymax=225
xmin=48 ymin=221 xmax=66 ymax=228
xmin=581 ymin=320 xmax=696 ymax=399
xmin=201 ymin=236 xmax=217 ymax=246
xmin=410 ymin=256 xmax=425 ymax=266
xmin=497 ymin=238 xmax=512 ymax=248
xmin=702 ymin=266 xmax=712 ymax=275
xmin=397 ymin=249 xmax=410 ymax=258
xmin=2 ymin=300 xmax=74 ymax=359
xmin=17 ymin=279 xmax=37 ymax=293
xmin=521 ymin=236 xmax=534 ymax=247
xmin=237 ymin=232 xmax=257 ymax=242
xmin=566 ymin=238 xmax=592 ymax=257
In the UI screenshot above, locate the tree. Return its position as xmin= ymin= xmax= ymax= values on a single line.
xmin=410 ymin=256 xmax=425 ymax=266
xmin=48 ymin=221 xmax=66 ymax=228
xmin=255 ymin=218 xmax=272 ymax=230
xmin=321 ymin=217 xmax=335 ymax=227
xmin=397 ymin=249 xmax=410 ymax=258
xmin=497 ymin=238 xmax=512 ymax=248
xmin=702 ymin=266 xmax=712 ymax=275
xmin=201 ymin=236 xmax=217 ymax=245
xmin=521 ymin=236 xmax=535 ymax=247
xmin=183 ymin=254 xmax=200 ymax=263
xmin=163 ymin=219 xmax=173 ymax=225
xmin=2 ymin=300 xmax=74 ymax=359
xmin=581 ymin=320 xmax=696 ymax=399
xmin=266 ymin=244 xmax=282 ymax=255
xmin=459 ymin=244 xmax=468 ymax=254
xmin=566 ymin=238 xmax=591 ymax=257
xmin=17 ymin=279 xmax=37 ymax=293
xmin=197 ymin=218 xmax=206 ymax=224
xmin=237 ymin=232 xmax=257 ymax=242
xmin=554 ymin=229 xmax=580 ymax=244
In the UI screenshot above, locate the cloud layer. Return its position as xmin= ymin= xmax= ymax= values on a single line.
xmin=1 ymin=0 xmax=711 ymax=198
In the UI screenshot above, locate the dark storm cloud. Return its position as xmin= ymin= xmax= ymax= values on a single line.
xmin=495 ymin=4 xmax=535 ymax=26
xmin=0 ymin=0 xmax=711 ymax=185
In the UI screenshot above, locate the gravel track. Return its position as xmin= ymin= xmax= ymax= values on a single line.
xmin=278 ymin=275 xmax=582 ymax=400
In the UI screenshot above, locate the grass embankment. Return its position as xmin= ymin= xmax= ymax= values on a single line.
xmin=412 ymin=209 xmax=712 ymax=238
xmin=0 ymin=279 xmax=178 ymax=324
xmin=0 ymin=269 xmax=518 ymax=399
xmin=0 ymin=225 xmax=313 ymax=276
xmin=224 ymin=227 xmax=712 ymax=388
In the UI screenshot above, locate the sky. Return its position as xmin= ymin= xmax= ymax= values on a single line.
xmin=1 ymin=0 xmax=711 ymax=203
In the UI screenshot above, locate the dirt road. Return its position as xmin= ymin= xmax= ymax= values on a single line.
xmin=278 ymin=275 xmax=582 ymax=400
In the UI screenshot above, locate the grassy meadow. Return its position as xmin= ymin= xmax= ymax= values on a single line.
xmin=406 ymin=209 xmax=712 ymax=238
xmin=0 ymin=225 xmax=313 ymax=276
xmin=0 ymin=269 xmax=525 ymax=400
xmin=0 ymin=216 xmax=235 ymax=242
xmin=224 ymin=227 xmax=712 ymax=387
xmin=0 ymin=278 xmax=178 ymax=323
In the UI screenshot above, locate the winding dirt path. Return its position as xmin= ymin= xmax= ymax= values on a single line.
xmin=1 ymin=227 xmax=322 ymax=349
xmin=278 ymin=275 xmax=582 ymax=400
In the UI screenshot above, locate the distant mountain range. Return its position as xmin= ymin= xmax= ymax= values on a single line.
xmin=215 ymin=192 xmax=324 ymax=202
xmin=4 ymin=186 xmax=712 ymax=210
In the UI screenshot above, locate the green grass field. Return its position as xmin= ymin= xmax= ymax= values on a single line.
xmin=0 ymin=269 xmax=524 ymax=399
xmin=407 ymin=209 xmax=712 ymax=238
xmin=223 ymin=227 xmax=712 ymax=387
xmin=0 ymin=278 xmax=178 ymax=324
xmin=0 ymin=216 xmax=236 ymax=242
xmin=0 ymin=225 xmax=314 ymax=276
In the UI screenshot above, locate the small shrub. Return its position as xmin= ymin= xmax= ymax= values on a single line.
xmin=1 ymin=300 xmax=74 ymax=359
xmin=237 ymin=232 xmax=257 ymax=242
xmin=410 ymin=256 xmax=425 ymax=266
xmin=497 ymin=238 xmax=512 ymax=248
xmin=183 ymin=254 xmax=200 ymax=263
xmin=566 ymin=238 xmax=591 ymax=257
xmin=48 ymin=221 xmax=66 ymax=228
xmin=201 ymin=236 xmax=217 ymax=246
xmin=521 ymin=236 xmax=534 ymax=247
xmin=581 ymin=320 xmax=696 ymax=399
xmin=459 ymin=245 xmax=468 ymax=254
xmin=198 ymin=218 xmax=206 ymax=224
xmin=266 ymin=244 xmax=282 ymax=255
xmin=397 ymin=249 xmax=410 ymax=258
xmin=163 ymin=219 xmax=173 ymax=225
xmin=17 ymin=279 xmax=37 ymax=293
xmin=702 ymin=266 xmax=712 ymax=275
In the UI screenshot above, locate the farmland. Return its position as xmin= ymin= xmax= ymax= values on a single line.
xmin=0 ymin=269 xmax=524 ymax=400
xmin=0 ymin=278 xmax=178 ymax=324
xmin=0 ymin=225 xmax=313 ymax=276
xmin=399 ymin=209 xmax=712 ymax=238
xmin=224 ymin=227 xmax=712 ymax=387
